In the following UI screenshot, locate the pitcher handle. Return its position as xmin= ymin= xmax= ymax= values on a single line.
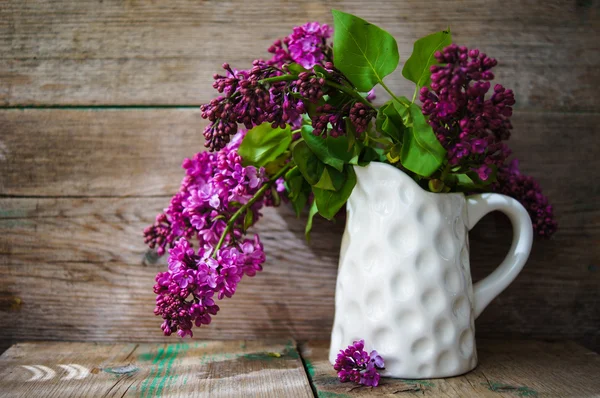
xmin=466 ymin=193 xmax=533 ymax=318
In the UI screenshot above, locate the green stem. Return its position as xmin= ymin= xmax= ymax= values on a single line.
xmin=411 ymin=85 xmax=419 ymax=104
xmin=440 ymin=162 xmax=452 ymax=181
xmin=259 ymin=75 xmax=298 ymax=84
xmin=211 ymin=162 xmax=293 ymax=258
xmin=324 ymin=80 xmax=373 ymax=107
xmin=379 ymin=80 xmax=404 ymax=105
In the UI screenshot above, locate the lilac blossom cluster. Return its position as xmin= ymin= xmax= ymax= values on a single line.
xmin=420 ymin=45 xmax=515 ymax=181
xmin=144 ymin=134 xmax=281 ymax=337
xmin=494 ymin=160 xmax=557 ymax=237
xmin=201 ymin=62 xmax=326 ymax=151
xmin=312 ymin=104 xmax=346 ymax=137
xmin=309 ymin=61 xmax=377 ymax=137
xmin=153 ymin=236 xmax=265 ymax=337
xmin=419 ymin=44 xmax=556 ymax=236
xmin=334 ymin=340 xmax=385 ymax=387
xmin=312 ymin=100 xmax=376 ymax=137
xmin=201 ymin=22 xmax=380 ymax=150
xmin=349 ymin=102 xmax=377 ymax=135
xmin=201 ymin=22 xmax=332 ymax=152
xmin=268 ymin=22 xmax=333 ymax=68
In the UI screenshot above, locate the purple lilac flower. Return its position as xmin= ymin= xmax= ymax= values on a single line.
xmin=201 ymin=61 xmax=327 ymax=151
xmin=263 ymin=176 xmax=286 ymax=207
xmin=349 ymin=102 xmax=376 ymax=135
xmin=145 ymin=131 xmax=279 ymax=336
xmin=201 ymin=62 xmax=274 ymax=151
xmin=420 ymin=45 xmax=515 ymax=179
xmin=493 ymin=159 xmax=557 ymax=237
xmin=334 ymin=340 xmax=385 ymax=387
xmin=268 ymin=22 xmax=332 ymax=68
xmin=153 ymin=236 xmax=266 ymax=337
xmin=312 ymin=104 xmax=346 ymax=137
xmin=312 ymin=100 xmax=375 ymax=138
xmin=296 ymin=72 xmax=326 ymax=102
xmin=364 ymin=88 xmax=376 ymax=103
xmin=144 ymin=133 xmax=267 ymax=255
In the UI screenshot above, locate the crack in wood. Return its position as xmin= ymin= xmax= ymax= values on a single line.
xmin=122 ymin=344 xmax=139 ymax=362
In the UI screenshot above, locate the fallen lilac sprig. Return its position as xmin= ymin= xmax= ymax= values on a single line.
xmin=334 ymin=340 xmax=385 ymax=387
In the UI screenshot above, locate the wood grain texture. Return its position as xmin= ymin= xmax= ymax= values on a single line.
xmin=0 ymin=108 xmax=598 ymax=352
xmin=1 ymin=0 xmax=599 ymax=359
xmin=0 ymin=196 xmax=347 ymax=346
xmin=0 ymin=340 xmax=313 ymax=397
xmin=301 ymin=339 xmax=600 ymax=397
xmin=0 ymin=197 xmax=598 ymax=350
xmin=1 ymin=0 xmax=598 ymax=111
xmin=1 ymin=109 xmax=599 ymax=198
xmin=0 ymin=109 xmax=202 ymax=196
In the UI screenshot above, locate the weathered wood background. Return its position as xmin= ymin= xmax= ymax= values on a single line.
xmin=1 ymin=0 xmax=598 ymax=354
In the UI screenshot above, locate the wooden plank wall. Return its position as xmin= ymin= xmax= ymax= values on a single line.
xmin=1 ymin=0 xmax=598 ymax=353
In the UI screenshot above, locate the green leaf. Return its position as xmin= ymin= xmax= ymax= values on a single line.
xmin=239 ymin=123 xmax=292 ymax=167
xmin=314 ymin=166 xmax=347 ymax=191
xmin=358 ymin=146 xmax=386 ymax=166
xmin=304 ymin=97 xmax=324 ymax=119
xmin=393 ymin=97 xmax=411 ymax=125
xmin=285 ymin=172 xmax=310 ymax=217
xmin=313 ymin=166 xmax=357 ymax=220
xmin=312 ymin=65 xmax=331 ymax=78
xmin=332 ymin=9 xmax=400 ymax=91
xmin=305 ymin=201 xmax=319 ymax=240
xmin=285 ymin=165 xmax=301 ymax=180
xmin=292 ymin=141 xmax=324 ymax=185
xmin=301 ymin=113 xmax=312 ymax=126
xmin=301 ymin=126 xmax=352 ymax=172
xmin=365 ymin=131 xmax=394 ymax=146
xmin=345 ymin=118 xmax=357 ymax=150
xmin=286 ymin=175 xmax=303 ymax=199
xmin=286 ymin=63 xmax=308 ymax=75
xmin=453 ymin=171 xmax=492 ymax=190
xmin=402 ymin=29 xmax=452 ymax=89
xmin=290 ymin=183 xmax=309 ymax=216
xmin=453 ymin=173 xmax=479 ymax=190
xmin=327 ymin=136 xmax=355 ymax=164
xmin=375 ymin=100 xmax=406 ymax=142
xmin=292 ymin=191 xmax=309 ymax=217
xmin=324 ymin=90 xmax=350 ymax=109
xmin=400 ymin=103 xmax=446 ymax=176
xmin=264 ymin=152 xmax=290 ymax=175
xmin=243 ymin=210 xmax=254 ymax=231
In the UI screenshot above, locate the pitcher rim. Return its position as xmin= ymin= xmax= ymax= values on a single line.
xmin=353 ymin=161 xmax=469 ymax=201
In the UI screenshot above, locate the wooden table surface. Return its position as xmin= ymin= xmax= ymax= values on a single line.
xmin=1 ymin=339 xmax=599 ymax=397
xmin=1 ymin=0 xmax=599 ymax=360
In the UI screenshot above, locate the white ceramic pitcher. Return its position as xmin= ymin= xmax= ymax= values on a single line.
xmin=329 ymin=162 xmax=533 ymax=378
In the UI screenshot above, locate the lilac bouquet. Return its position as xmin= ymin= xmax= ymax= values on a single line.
xmin=144 ymin=10 xmax=556 ymax=342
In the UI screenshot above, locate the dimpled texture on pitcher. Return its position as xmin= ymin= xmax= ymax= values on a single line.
xmin=329 ymin=163 xmax=478 ymax=378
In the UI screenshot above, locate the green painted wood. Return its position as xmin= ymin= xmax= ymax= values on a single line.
xmin=0 ymin=340 xmax=313 ymax=397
